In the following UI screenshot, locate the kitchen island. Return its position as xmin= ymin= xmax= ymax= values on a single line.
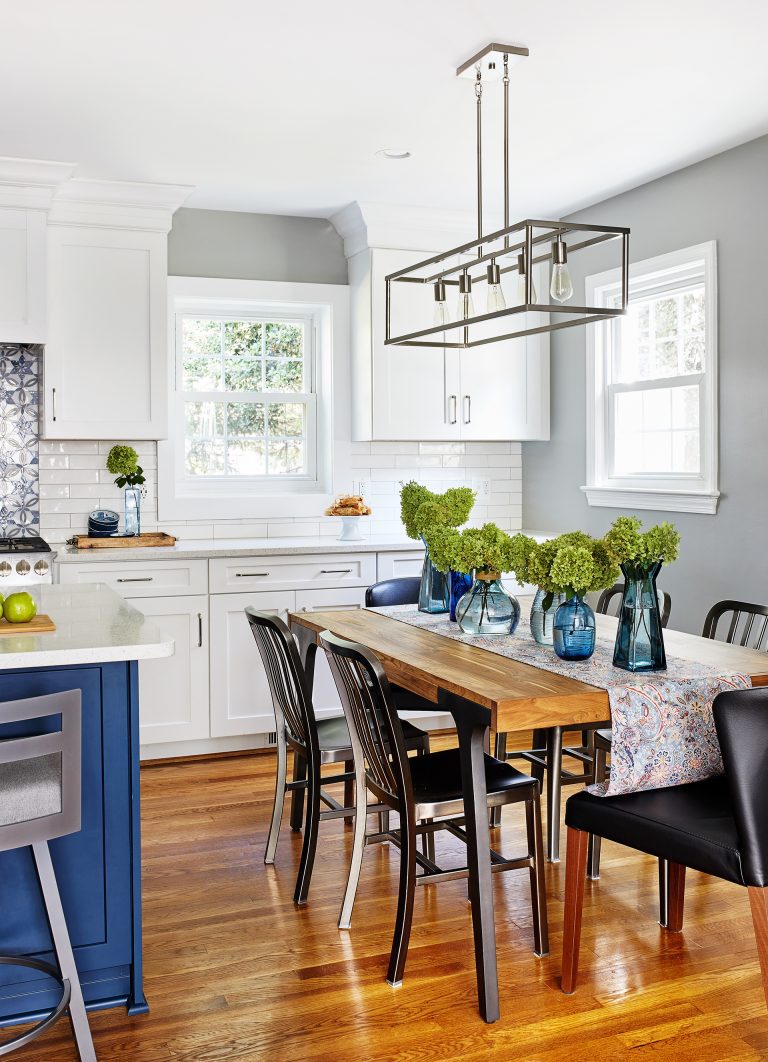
xmin=0 ymin=584 xmax=173 ymax=1028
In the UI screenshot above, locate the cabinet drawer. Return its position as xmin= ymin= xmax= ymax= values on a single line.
xmin=209 ymin=553 xmax=376 ymax=594
xmin=56 ymin=558 xmax=208 ymax=597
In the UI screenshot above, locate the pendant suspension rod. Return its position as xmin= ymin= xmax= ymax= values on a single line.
xmin=503 ymin=53 xmax=510 ymax=249
xmin=475 ymin=65 xmax=483 ymax=257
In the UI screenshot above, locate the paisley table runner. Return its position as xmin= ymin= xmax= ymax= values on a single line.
xmin=371 ymin=603 xmax=751 ymax=796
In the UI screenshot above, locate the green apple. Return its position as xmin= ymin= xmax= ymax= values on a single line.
xmin=3 ymin=592 xmax=37 ymax=624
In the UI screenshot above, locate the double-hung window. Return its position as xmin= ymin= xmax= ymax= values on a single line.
xmin=583 ymin=242 xmax=719 ymax=514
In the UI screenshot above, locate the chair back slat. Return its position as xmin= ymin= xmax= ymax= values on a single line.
xmin=702 ymin=600 xmax=768 ymax=652
xmin=320 ymin=631 xmax=411 ymax=809
xmin=245 ymin=609 xmax=312 ymax=746
xmin=596 ymin=582 xmax=672 ymax=628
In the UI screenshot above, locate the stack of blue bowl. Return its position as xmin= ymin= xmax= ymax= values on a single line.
xmin=88 ymin=509 xmax=120 ymax=537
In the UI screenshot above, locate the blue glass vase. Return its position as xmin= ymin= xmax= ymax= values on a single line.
xmin=612 ymin=561 xmax=667 ymax=672
xmin=553 ymin=595 xmax=596 ymax=660
xmin=456 ymin=571 xmax=520 ymax=636
xmin=449 ymin=570 xmax=473 ymax=622
xmin=418 ymin=538 xmax=449 ymax=614
xmin=530 ymin=588 xmax=566 ymax=646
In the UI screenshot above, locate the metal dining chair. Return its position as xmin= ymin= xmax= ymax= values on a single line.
xmin=588 ymin=596 xmax=764 ymax=885
xmin=246 ymin=608 xmax=430 ymax=905
xmin=0 ymin=690 xmax=96 ymax=1060
xmin=321 ymin=630 xmax=548 ymax=987
xmin=562 ymin=685 xmax=768 ymax=1011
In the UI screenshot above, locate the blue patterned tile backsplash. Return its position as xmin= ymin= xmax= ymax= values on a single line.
xmin=0 ymin=344 xmax=40 ymax=537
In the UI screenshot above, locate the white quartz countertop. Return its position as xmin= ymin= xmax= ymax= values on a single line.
xmin=55 ymin=534 xmax=426 ymax=564
xmin=0 ymin=584 xmax=174 ymax=669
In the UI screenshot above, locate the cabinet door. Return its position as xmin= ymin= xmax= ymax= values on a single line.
xmin=371 ymin=248 xmax=458 ymax=441
xmin=43 ymin=225 xmax=167 ymax=439
xmin=294 ymin=586 xmax=366 ymax=716
xmin=376 ymin=550 xmax=425 ymax=581
xmin=209 ymin=590 xmax=295 ymax=737
xmin=0 ymin=207 xmax=46 ymax=342
xmin=130 ymin=595 xmax=210 ymax=747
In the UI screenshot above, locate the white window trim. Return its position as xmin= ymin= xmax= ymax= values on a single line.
xmin=159 ymin=277 xmax=350 ymax=521
xmin=582 ymin=241 xmax=719 ymax=515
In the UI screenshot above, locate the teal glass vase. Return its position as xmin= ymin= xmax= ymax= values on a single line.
xmin=418 ymin=538 xmax=449 ymax=614
xmin=553 ymin=595 xmax=596 ymax=660
xmin=530 ymin=588 xmax=566 ymax=646
xmin=456 ymin=572 xmax=520 ymax=636
xmin=612 ymin=561 xmax=667 ymax=672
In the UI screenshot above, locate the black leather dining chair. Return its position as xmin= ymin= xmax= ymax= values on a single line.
xmin=246 ymin=608 xmax=430 ymax=906
xmin=561 ymin=685 xmax=768 ymax=1010
xmin=321 ymin=630 xmax=548 ymax=987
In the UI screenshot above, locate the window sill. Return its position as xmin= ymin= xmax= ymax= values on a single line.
xmin=581 ymin=485 xmax=720 ymax=515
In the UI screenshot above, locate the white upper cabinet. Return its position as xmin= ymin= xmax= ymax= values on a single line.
xmin=41 ymin=178 xmax=191 ymax=440
xmin=347 ymin=237 xmax=549 ymax=442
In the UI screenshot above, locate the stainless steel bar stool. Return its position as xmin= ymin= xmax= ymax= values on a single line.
xmin=0 ymin=690 xmax=96 ymax=1061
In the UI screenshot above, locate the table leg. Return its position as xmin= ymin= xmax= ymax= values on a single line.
xmin=445 ymin=692 xmax=499 ymax=1024
xmin=546 ymin=727 xmax=564 ymax=863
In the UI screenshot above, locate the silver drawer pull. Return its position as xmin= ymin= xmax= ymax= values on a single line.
xmin=117 ymin=577 xmax=153 ymax=583
xmin=235 ymin=572 xmax=270 ymax=578
xmin=320 ymin=569 xmax=352 ymax=574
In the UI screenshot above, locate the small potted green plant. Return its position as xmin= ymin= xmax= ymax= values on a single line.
xmin=106 ymin=445 xmax=146 ymax=537
xmin=424 ymin=522 xmax=520 ymax=635
xmin=400 ymin=482 xmax=475 ymax=614
xmin=604 ymin=516 xmax=681 ymax=671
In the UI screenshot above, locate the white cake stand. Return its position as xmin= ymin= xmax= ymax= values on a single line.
xmin=337 ymin=516 xmax=366 ymax=542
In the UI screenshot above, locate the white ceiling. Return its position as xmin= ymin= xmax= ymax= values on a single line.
xmin=4 ymin=1 xmax=768 ymax=221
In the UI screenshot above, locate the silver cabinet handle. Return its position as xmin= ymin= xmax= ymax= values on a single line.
xmin=448 ymin=394 xmax=457 ymax=424
xmin=463 ymin=394 xmax=471 ymax=424
xmin=197 ymin=612 xmax=203 ymax=648
xmin=52 ymin=387 xmax=57 ymax=423
xmin=117 ymin=577 xmax=153 ymax=583
xmin=235 ymin=572 xmax=269 ymax=578
xmin=320 ymin=569 xmax=352 ymax=574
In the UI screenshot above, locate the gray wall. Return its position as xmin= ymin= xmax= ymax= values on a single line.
xmin=524 ymin=134 xmax=768 ymax=634
xmin=168 ymin=207 xmax=347 ymax=284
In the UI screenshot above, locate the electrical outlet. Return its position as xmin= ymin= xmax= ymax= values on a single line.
xmin=357 ymin=479 xmax=370 ymax=499
xmin=472 ymin=477 xmax=492 ymax=501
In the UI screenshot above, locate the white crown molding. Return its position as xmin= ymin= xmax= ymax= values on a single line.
xmin=49 ymin=178 xmax=194 ymax=232
xmin=0 ymin=156 xmax=77 ymax=210
xmin=331 ymin=200 xmax=486 ymax=258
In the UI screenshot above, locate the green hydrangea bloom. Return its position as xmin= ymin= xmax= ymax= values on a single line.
xmin=400 ymin=482 xmax=475 ymax=540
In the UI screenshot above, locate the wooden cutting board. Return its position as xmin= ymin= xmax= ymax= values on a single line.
xmin=0 ymin=614 xmax=55 ymax=634
xmin=72 ymin=532 xmax=177 ymax=550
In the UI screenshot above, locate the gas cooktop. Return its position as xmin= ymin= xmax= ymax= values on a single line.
xmin=0 ymin=536 xmax=52 ymax=553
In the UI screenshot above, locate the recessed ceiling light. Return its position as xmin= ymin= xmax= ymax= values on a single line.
xmin=376 ymin=148 xmax=412 ymax=160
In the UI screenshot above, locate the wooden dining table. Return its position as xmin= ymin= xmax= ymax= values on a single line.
xmin=289 ymin=604 xmax=768 ymax=1024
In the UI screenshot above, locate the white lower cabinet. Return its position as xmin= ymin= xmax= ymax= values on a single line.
xmin=376 ymin=550 xmax=424 ymax=581
xmin=130 ymin=595 xmax=210 ymax=746
xmin=295 ymin=586 xmax=367 ymax=715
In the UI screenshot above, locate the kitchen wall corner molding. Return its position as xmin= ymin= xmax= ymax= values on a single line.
xmin=0 ymin=157 xmax=77 ymax=210
xmin=48 ymin=177 xmax=194 ymax=233
xmin=330 ymin=200 xmax=480 ymax=259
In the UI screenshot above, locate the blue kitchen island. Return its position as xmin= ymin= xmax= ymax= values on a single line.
xmin=0 ymin=584 xmax=173 ymax=1027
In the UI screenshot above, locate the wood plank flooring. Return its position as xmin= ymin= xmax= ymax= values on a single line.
xmin=21 ymin=738 xmax=768 ymax=1060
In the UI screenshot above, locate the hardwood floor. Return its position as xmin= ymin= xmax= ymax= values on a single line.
xmin=22 ymin=738 xmax=768 ymax=1061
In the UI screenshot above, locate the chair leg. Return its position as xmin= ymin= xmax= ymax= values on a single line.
xmin=386 ymin=806 xmax=418 ymax=987
xmin=32 ymin=842 xmax=96 ymax=1062
xmin=657 ymin=857 xmax=672 ymax=927
xmin=747 ymin=887 xmax=768 ymax=1010
xmin=531 ymin=728 xmax=546 ymax=784
xmin=338 ymin=769 xmax=369 ymax=930
xmin=545 ymin=727 xmax=564 ymax=862
xmin=586 ymin=744 xmax=607 ymax=879
xmin=421 ymin=818 xmax=435 ymax=863
xmin=264 ymin=730 xmax=287 ymax=864
xmin=490 ymin=732 xmax=507 ymax=827
xmin=561 ymin=826 xmax=589 ymax=994
xmin=289 ymin=750 xmax=307 ymax=831
xmin=665 ymin=862 xmax=686 ymax=933
xmin=294 ymin=749 xmax=321 ymax=906
xmin=343 ymin=759 xmax=354 ymax=828
xmin=525 ymin=792 xmax=549 ymax=957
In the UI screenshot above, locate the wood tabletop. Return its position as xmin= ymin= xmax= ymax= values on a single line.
xmin=290 ymin=605 xmax=768 ymax=732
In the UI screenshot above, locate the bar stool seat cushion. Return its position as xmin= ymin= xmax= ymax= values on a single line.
xmin=315 ymin=714 xmax=431 ymax=753
xmin=409 ymin=748 xmax=536 ymax=806
xmin=0 ymin=754 xmax=62 ymax=828
xmin=566 ymin=777 xmax=743 ymax=885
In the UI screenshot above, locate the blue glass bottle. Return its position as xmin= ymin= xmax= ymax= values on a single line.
xmin=553 ymin=595 xmax=596 ymax=660
xmin=456 ymin=571 xmax=520 ymax=636
xmin=418 ymin=538 xmax=449 ymax=614
xmin=449 ymin=570 xmax=473 ymax=622
xmin=612 ymin=561 xmax=667 ymax=672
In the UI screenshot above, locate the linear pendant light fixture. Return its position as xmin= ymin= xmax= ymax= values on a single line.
xmin=384 ymin=43 xmax=630 ymax=349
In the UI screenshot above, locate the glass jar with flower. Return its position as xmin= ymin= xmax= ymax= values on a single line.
xmin=424 ymin=523 xmax=520 ymax=636
xmin=106 ymin=445 xmax=146 ymax=537
xmin=604 ymin=517 xmax=680 ymax=672
xmin=400 ymin=481 xmax=475 ymax=614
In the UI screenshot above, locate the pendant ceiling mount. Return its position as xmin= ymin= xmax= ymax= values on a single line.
xmin=385 ymin=43 xmax=630 ymax=350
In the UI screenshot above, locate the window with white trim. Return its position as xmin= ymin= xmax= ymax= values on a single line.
xmin=583 ymin=242 xmax=719 ymax=514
